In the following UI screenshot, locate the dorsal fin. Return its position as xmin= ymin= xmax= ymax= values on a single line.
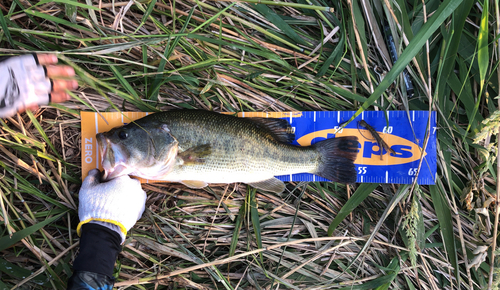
xmin=246 ymin=117 xmax=295 ymax=143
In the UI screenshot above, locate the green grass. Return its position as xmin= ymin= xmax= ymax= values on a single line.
xmin=0 ymin=0 xmax=499 ymax=289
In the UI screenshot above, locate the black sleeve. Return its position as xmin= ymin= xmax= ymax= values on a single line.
xmin=67 ymin=223 xmax=122 ymax=290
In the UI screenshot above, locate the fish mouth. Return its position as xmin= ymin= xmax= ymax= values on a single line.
xmin=102 ymin=164 xmax=129 ymax=181
xmin=97 ymin=133 xmax=131 ymax=181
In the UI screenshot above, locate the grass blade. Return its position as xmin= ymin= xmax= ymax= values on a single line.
xmin=249 ymin=188 xmax=264 ymax=264
xmin=343 ymin=0 xmax=464 ymax=126
xmin=229 ymin=201 xmax=246 ymax=257
xmin=23 ymin=9 xmax=94 ymax=33
xmin=0 ymin=258 xmax=48 ymax=285
xmin=465 ymin=0 xmax=490 ymax=136
xmin=0 ymin=212 xmax=66 ymax=251
xmin=429 ymin=183 xmax=459 ymax=281
xmin=477 ymin=0 xmax=489 ymax=92
xmin=253 ymin=4 xmax=309 ymax=47
xmin=0 ymin=6 xmax=15 ymax=48
xmin=436 ymin=0 xmax=475 ymax=100
xmin=327 ymin=183 xmax=378 ymax=236
xmin=37 ymin=0 xmax=100 ymax=10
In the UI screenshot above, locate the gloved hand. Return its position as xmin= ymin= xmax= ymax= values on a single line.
xmin=0 ymin=54 xmax=77 ymax=118
xmin=77 ymin=169 xmax=147 ymax=243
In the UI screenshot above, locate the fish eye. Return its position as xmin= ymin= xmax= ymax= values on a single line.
xmin=118 ymin=130 xmax=128 ymax=140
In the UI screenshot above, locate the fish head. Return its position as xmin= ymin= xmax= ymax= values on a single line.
xmin=97 ymin=122 xmax=179 ymax=181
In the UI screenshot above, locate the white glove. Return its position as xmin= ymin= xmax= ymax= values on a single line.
xmin=77 ymin=169 xmax=147 ymax=243
xmin=0 ymin=55 xmax=52 ymax=117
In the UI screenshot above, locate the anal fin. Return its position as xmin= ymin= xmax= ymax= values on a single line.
xmin=181 ymin=180 xmax=208 ymax=189
xmin=248 ymin=177 xmax=285 ymax=193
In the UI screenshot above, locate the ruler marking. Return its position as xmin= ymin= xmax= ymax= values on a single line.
xmin=386 ymin=171 xmax=388 ymax=183
xmin=313 ymin=112 xmax=316 ymax=148
xmin=95 ymin=113 xmax=99 ymax=169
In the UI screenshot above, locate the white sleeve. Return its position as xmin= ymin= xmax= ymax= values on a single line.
xmin=0 ymin=55 xmax=51 ymax=118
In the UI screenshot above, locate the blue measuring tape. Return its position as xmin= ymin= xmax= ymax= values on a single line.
xmin=273 ymin=111 xmax=437 ymax=185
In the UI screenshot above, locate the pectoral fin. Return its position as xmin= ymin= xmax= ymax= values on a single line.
xmin=178 ymin=144 xmax=212 ymax=165
xmin=181 ymin=180 xmax=208 ymax=189
xmin=248 ymin=178 xmax=285 ymax=193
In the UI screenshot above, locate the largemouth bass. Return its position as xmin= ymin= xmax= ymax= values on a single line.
xmin=97 ymin=110 xmax=358 ymax=193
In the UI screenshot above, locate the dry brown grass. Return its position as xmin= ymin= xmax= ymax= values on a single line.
xmin=0 ymin=0 xmax=498 ymax=289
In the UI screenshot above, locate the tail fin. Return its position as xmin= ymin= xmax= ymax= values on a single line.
xmin=313 ymin=136 xmax=358 ymax=183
